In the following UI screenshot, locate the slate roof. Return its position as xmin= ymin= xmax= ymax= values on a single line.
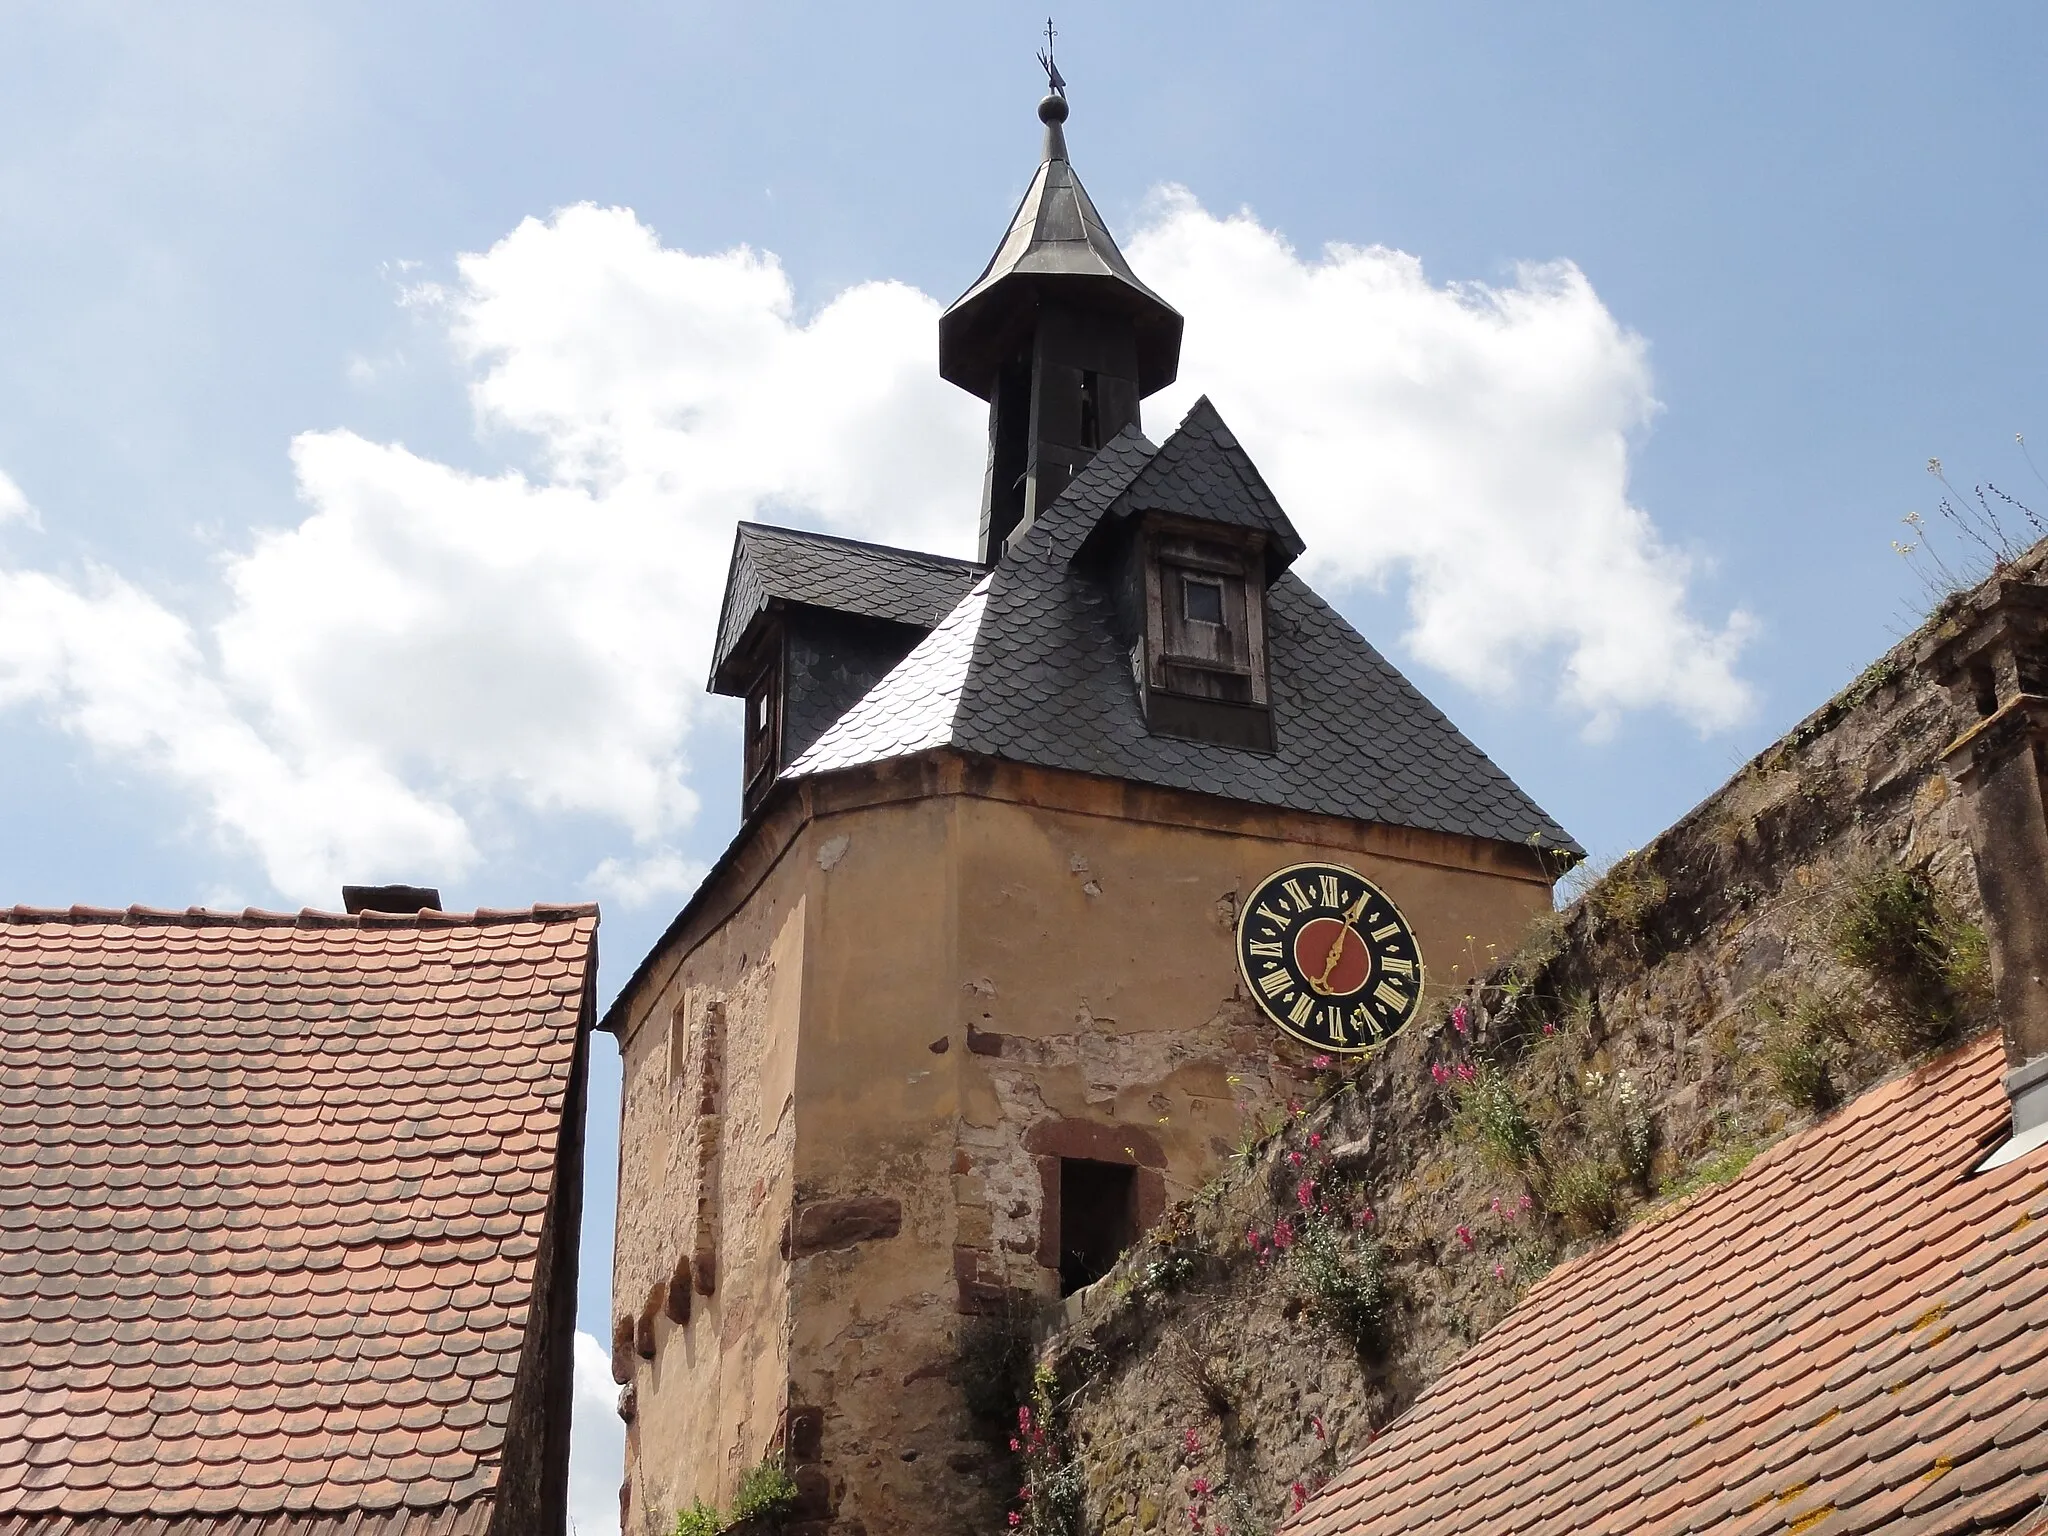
xmin=786 ymin=577 xmax=992 ymax=771
xmin=789 ymin=399 xmax=1578 ymax=856
xmin=1092 ymin=396 xmax=1305 ymax=572
xmin=1282 ymin=1031 xmax=2048 ymax=1536
xmin=0 ymin=903 xmax=597 ymax=1528
xmin=708 ymin=522 xmax=984 ymax=693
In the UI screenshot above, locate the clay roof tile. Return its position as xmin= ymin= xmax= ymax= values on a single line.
xmin=0 ymin=905 xmax=593 ymax=1525
xmin=1279 ymin=1035 xmax=2048 ymax=1536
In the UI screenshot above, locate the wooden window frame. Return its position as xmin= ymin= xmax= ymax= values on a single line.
xmin=1141 ymin=520 xmax=1269 ymax=702
xmin=741 ymin=641 xmax=783 ymax=803
xmin=1132 ymin=514 xmax=1274 ymax=751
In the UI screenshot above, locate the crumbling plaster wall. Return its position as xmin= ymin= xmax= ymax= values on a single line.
xmin=612 ymin=873 xmax=805 ymax=1530
xmin=945 ymin=793 xmax=1552 ymax=1296
xmin=612 ymin=754 xmax=1558 ymax=1536
xmin=781 ymin=796 xmax=972 ymax=1535
xmin=781 ymin=784 xmax=1554 ymax=1536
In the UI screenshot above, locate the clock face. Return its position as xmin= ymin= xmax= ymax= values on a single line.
xmin=1235 ymin=862 xmax=1425 ymax=1054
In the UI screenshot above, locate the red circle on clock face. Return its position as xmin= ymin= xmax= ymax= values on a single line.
xmin=1292 ymin=918 xmax=1371 ymax=997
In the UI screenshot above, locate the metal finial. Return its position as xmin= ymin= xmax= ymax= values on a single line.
xmin=1037 ymin=17 xmax=1067 ymax=97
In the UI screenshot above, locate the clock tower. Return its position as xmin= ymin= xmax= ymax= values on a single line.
xmin=605 ymin=85 xmax=1577 ymax=1536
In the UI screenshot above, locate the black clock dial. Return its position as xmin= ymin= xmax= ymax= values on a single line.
xmin=1235 ymin=862 xmax=1425 ymax=1053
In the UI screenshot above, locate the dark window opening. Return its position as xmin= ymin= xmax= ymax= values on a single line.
xmin=982 ymin=352 xmax=1035 ymax=561
xmin=1079 ymin=370 xmax=1101 ymax=451
xmin=1972 ymin=663 xmax=2000 ymax=718
xmin=1182 ymin=575 xmax=1225 ymax=627
xmin=743 ymin=658 xmax=779 ymax=791
xmin=1058 ymin=1158 xmax=1137 ymax=1295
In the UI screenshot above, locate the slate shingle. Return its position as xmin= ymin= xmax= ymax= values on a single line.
xmin=787 ymin=400 xmax=1578 ymax=856
xmin=0 ymin=903 xmax=597 ymax=1528
xmin=709 ymin=522 xmax=984 ymax=691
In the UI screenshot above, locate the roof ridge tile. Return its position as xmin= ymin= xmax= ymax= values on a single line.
xmin=2 ymin=904 xmax=596 ymax=932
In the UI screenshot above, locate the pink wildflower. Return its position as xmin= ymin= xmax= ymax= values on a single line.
xmin=1183 ymin=1427 xmax=1201 ymax=1455
xmin=1456 ymin=1224 xmax=1474 ymax=1247
xmin=1291 ymin=1482 xmax=1309 ymax=1513
xmin=1297 ymin=1178 xmax=1316 ymax=1211
xmin=1190 ymin=1478 xmax=1211 ymax=1497
xmin=1312 ymin=1414 xmax=1327 ymax=1440
xmin=1309 ymin=1131 xmax=1322 ymax=1150
xmin=1288 ymin=1150 xmax=1305 ymax=1168
xmin=1429 ymin=1062 xmax=1450 ymax=1086
xmin=1454 ymin=1063 xmax=1476 ymax=1083
xmin=1009 ymin=1437 xmax=1021 ymax=1451
xmin=1451 ymin=1002 xmax=1469 ymax=1035
xmin=1009 ymin=1514 xmax=1021 ymax=1527
xmin=1542 ymin=1021 xmax=1556 ymax=1036
xmin=1493 ymin=1261 xmax=1508 ymax=1281
xmin=1273 ymin=1216 xmax=1296 ymax=1249
xmin=1352 ymin=1206 xmax=1375 ymax=1227
xmin=1313 ymin=1054 xmax=1333 ymax=1070
xmin=1246 ymin=1227 xmax=1264 ymax=1251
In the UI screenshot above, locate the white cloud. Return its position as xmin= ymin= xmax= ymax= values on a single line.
xmin=0 ymin=193 xmax=1748 ymax=902
xmin=585 ymin=847 xmax=710 ymax=909
xmin=0 ymin=469 xmax=38 ymax=528
xmin=0 ymin=559 xmax=474 ymax=889
xmin=568 ymin=1329 xmax=625 ymax=1536
xmin=1132 ymin=190 xmax=1753 ymax=735
xmin=0 ymin=204 xmax=984 ymax=902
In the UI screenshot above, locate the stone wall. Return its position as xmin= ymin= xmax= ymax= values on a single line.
xmin=1031 ymin=588 xmax=1998 ymax=1536
xmin=611 ymin=874 xmax=805 ymax=1531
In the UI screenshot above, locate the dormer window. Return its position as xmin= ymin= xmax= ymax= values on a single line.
xmin=1131 ymin=516 xmax=1273 ymax=751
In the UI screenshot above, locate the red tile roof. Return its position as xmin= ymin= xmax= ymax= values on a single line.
xmin=0 ymin=903 xmax=597 ymax=1526
xmin=1285 ymin=1032 xmax=2048 ymax=1536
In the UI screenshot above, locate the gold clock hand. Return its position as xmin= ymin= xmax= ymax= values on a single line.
xmin=1311 ymin=890 xmax=1371 ymax=993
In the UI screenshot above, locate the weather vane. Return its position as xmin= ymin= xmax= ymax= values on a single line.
xmin=1037 ymin=17 xmax=1066 ymax=96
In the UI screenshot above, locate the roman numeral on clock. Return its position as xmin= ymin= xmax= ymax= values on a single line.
xmin=1283 ymin=878 xmax=1313 ymax=910
xmin=1373 ymin=979 xmax=1407 ymax=1013
xmin=1319 ymin=874 xmax=1341 ymax=907
xmin=1379 ymin=954 xmax=1415 ymax=979
xmin=1247 ymin=940 xmax=1283 ymax=958
xmin=1288 ymin=993 xmax=1316 ymax=1027
xmin=1257 ymin=968 xmax=1294 ymax=1000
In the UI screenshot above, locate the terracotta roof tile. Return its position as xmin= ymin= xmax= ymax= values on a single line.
xmin=1283 ymin=1034 xmax=2048 ymax=1536
xmin=0 ymin=904 xmax=595 ymax=1525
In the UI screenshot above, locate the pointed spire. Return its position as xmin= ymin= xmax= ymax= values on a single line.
xmin=937 ymin=90 xmax=1182 ymax=403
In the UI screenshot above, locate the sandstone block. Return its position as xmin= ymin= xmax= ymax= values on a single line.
xmin=785 ymin=1196 xmax=905 ymax=1258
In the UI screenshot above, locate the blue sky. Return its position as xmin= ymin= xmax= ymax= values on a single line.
xmin=4 ymin=4 xmax=2044 ymax=1525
